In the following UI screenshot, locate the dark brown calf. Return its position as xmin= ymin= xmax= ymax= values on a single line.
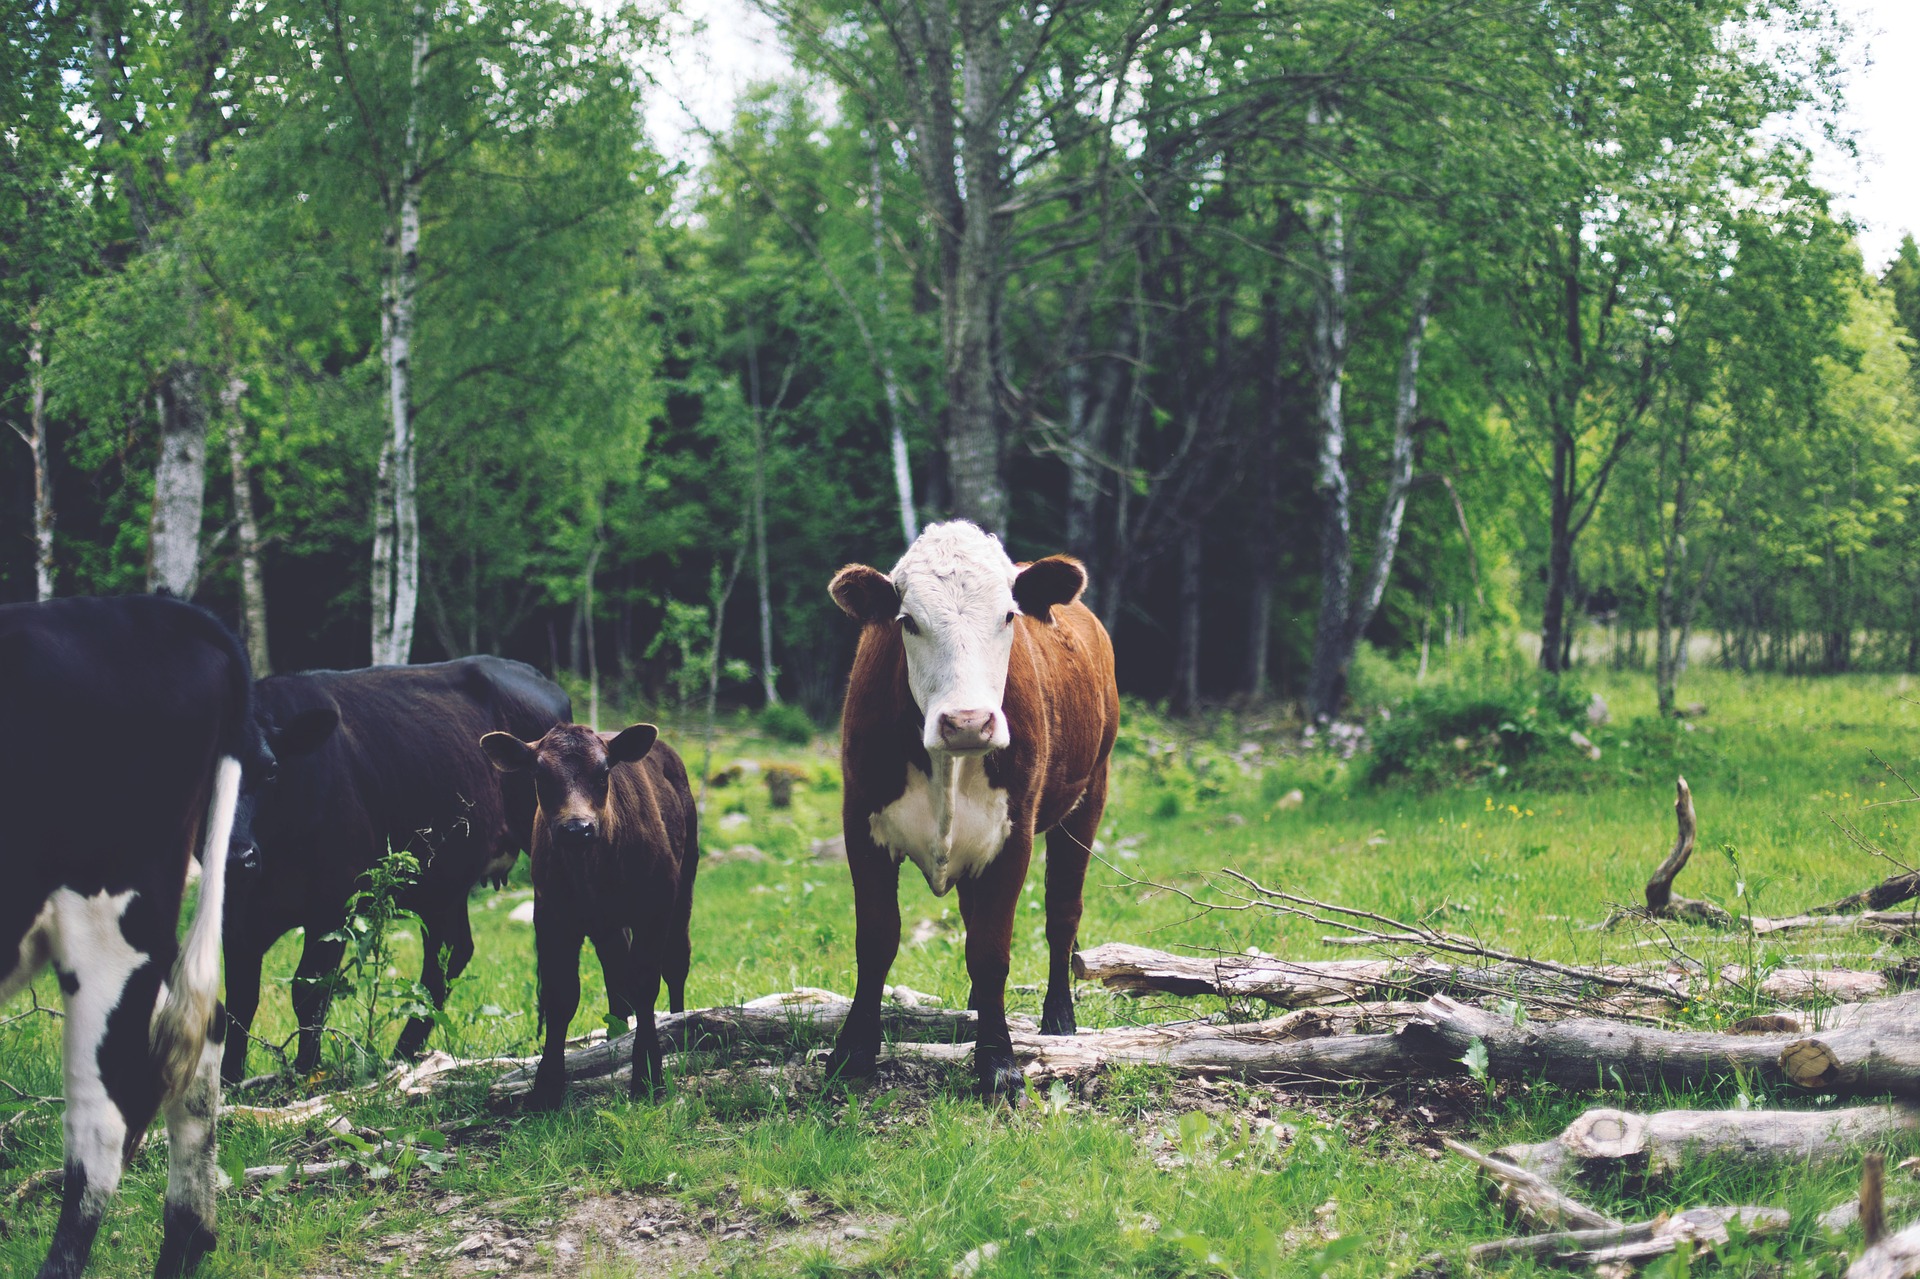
xmin=480 ymin=723 xmax=698 ymax=1108
xmin=823 ymin=521 xmax=1119 ymax=1097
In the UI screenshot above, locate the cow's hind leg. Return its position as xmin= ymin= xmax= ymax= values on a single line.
xmin=1041 ymin=770 xmax=1105 ymax=1037
xmin=393 ymin=905 xmax=474 ymax=1060
xmin=42 ymin=889 xmax=167 ymax=1279
xmin=154 ymin=1009 xmax=224 ymax=1278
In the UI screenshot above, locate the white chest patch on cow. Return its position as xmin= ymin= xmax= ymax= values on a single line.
xmin=869 ymin=755 xmax=1012 ymax=897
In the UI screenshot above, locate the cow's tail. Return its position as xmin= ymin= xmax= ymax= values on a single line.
xmin=153 ymin=753 xmax=239 ymax=1102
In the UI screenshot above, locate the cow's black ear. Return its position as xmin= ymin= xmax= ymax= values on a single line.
xmin=274 ymin=707 xmax=338 ymax=759
xmin=607 ymin=723 xmax=658 ymax=764
xmin=829 ymin=564 xmax=897 ymax=625
xmin=1013 ymin=555 xmax=1087 ymax=621
xmin=480 ymin=731 xmax=537 ymax=773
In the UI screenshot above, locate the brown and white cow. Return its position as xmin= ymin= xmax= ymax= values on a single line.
xmin=480 ymin=723 xmax=698 ymax=1109
xmin=825 ymin=521 xmax=1119 ymax=1097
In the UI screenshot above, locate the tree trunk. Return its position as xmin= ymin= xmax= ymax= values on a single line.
xmin=1170 ymin=526 xmax=1202 ymax=715
xmin=583 ymin=534 xmax=602 ymax=729
xmin=148 ymin=371 xmax=209 ymax=597
xmin=869 ymin=128 xmax=916 ymax=547
xmin=1345 ymin=269 xmax=1433 ymax=643
xmin=943 ymin=0 xmax=1008 ymax=534
xmin=223 ymin=378 xmax=270 ymax=675
xmin=1654 ymin=412 xmax=1691 ymax=715
xmin=371 ymin=2 xmax=426 ymax=666
xmin=1241 ymin=296 xmax=1283 ymax=701
xmin=752 ymin=402 xmax=778 ymax=708
xmin=1540 ymin=428 xmax=1575 ymax=673
xmin=1305 ymin=196 xmax=1352 ymax=719
xmin=15 ymin=314 xmax=56 ymax=600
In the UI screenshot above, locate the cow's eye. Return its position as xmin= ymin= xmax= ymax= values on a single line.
xmin=1005 ymin=611 xmax=1016 ymax=626
xmin=900 ymin=614 xmax=921 ymax=636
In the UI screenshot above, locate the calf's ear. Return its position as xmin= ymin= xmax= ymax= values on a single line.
xmin=607 ymin=723 xmax=659 ymax=764
xmin=480 ymin=731 xmax=537 ymax=773
xmin=1013 ymin=555 xmax=1087 ymax=622
xmin=829 ymin=564 xmax=898 ymax=625
xmin=274 ymin=707 xmax=339 ymax=759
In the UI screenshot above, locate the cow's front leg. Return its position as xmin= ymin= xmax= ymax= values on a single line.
xmin=823 ymin=828 xmax=900 ymax=1083
xmin=155 ymin=1014 xmax=224 ymax=1278
xmin=1042 ymin=768 xmax=1105 ymax=1036
xmin=621 ymin=928 xmax=665 ymax=1100
xmin=393 ymin=904 xmax=474 ymax=1061
xmin=289 ymin=916 xmax=347 ymax=1076
xmin=957 ymin=835 xmax=1034 ymax=1100
xmin=529 ymin=896 xmax=585 ymax=1111
xmin=219 ymin=932 xmax=265 ymax=1085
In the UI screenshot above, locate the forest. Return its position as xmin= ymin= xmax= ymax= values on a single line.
xmin=4 ymin=0 xmax=1919 ymax=723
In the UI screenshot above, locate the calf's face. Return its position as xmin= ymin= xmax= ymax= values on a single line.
xmin=831 ymin=521 xmax=1087 ymax=756
xmin=481 ymin=722 xmax=658 ymax=849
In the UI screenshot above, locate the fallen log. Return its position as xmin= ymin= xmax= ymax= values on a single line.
xmin=1495 ymin=1104 xmax=1920 ymax=1185
xmin=1073 ymin=942 xmax=1690 ymax=1010
xmin=1851 ymin=1220 xmax=1920 ymax=1278
xmin=886 ymin=1008 xmax=1431 ymax=1083
xmin=1409 ymin=994 xmax=1794 ymax=1092
xmin=1818 ymin=873 xmax=1920 ymax=917
xmin=1076 ymin=941 xmax=1895 ymax=1011
xmin=1783 ymin=1001 xmax=1920 ymax=1095
xmin=1634 ymin=776 xmax=1732 ymax=926
xmin=492 ymin=991 xmax=988 ymax=1095
xmin=1469 ymin=1207 xmax=1790 ymax=1267
xmin=1443 ymin=1138 xmax=1618 ymax=1231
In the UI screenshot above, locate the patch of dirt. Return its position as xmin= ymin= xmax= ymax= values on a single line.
xmin=372 ymin=1186 xmax=896 ymax=1277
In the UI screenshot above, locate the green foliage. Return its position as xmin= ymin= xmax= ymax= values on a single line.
xmin=320 ymin=844 xmax=433 ymax=1082
xmin=758 ymin=702 xmax=816 ymax=745
xmin=1364 ymin=671 xmax=1596 ymax=790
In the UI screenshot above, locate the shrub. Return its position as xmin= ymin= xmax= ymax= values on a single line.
xmin=758 ymin=702 xmax=815 ymax=745
xmin=1364 ymin=674 xmax=1598 ymax=791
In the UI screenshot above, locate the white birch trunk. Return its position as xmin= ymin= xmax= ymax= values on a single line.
xmin=148 ymin=371 xmax=208 ymax=598
xmin=1347 ymin=267 xmax=1434 ymax=637
xmin=870 ymin=132 xmax=916 ymax=546
xmin=753 ymin=426 xmax=779 ymax=707
xmin=371 ymin=3 xmax=427 ymax=666
xmin=223 ymin=377 xmax=271 ymax=675
xmin=583 ymin=534 xmax=602 ymax=729
xmin=20 ymin=316 xmax=55 ymax=600
xmin=1305 ymin=190 xmax=1352 ymax=719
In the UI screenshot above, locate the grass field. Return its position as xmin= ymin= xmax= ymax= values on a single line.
xmin=6 ymin=667 xmax=1920 ymax=1276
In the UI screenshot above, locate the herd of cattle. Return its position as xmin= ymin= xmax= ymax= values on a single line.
xmin=0 ymin=519 xmax=1118 ymax=1278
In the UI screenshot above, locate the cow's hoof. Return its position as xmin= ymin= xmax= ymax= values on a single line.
xmin=1039 ymin=995 xmax=1076 ymax=1037
xmin=154 ymin=1206 xmax=215 ymax=1278
xmin=822 ymin=1044 xmax=879 ymax=1083
xmin=975 ymin=1053 xmax=1024 ymax=1101
xmin=391 ymin=1022 xmax=431 ymax=1062
xmin=524 ymin=1077 xmax=567 ymax=1112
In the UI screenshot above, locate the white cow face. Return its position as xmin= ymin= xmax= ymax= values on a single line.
xmin=831 ymin=522 xmax=1087 ymax=756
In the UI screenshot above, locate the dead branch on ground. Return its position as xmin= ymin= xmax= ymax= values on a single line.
xmin=1443 ymin=1138 xmax=1618 ymax=1231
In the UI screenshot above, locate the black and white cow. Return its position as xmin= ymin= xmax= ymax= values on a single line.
xmin=0 ymin=595 xmax=262 ymax=1279
xmin=221 ymin=657 xmax=571 ymax=1083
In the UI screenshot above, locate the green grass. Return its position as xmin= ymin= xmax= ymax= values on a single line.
xmin=5 ymin=669 xmax=1920 ymax=1275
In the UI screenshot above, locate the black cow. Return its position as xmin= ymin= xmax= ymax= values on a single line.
xmin=480 ymin=723 xmax=698 ymax=1109
xmin=0 ymin=595 xmax=262 ymax=1279
xmin=221 ymin=657 xmax=570 ymax=1083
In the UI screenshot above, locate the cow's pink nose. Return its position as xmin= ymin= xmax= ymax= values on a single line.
xmin=938 ymin=709 xmax=994 ymax=746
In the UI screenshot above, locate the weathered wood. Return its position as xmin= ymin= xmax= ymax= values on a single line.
xmin=1782 ymin=999 xmax=1920 ymax=1094
xmin=1818 ymin=874 xmax=1920 ymax=917
xmin=1496 ymin=1103 xmax=1920 ymax=1185
xmin=1568 ymin=1206 xmax=1788 ymax=1266
xmin=490 ymin=993 xmax=986 ymax=1095
xmin=1469 ymin=1207 xmax=1789 ymax=1266
xmin=1850 ymin=1219 xmax=1920 ymax=1278
xmin=1645 ymin=777 xmax=1721 ymax=918
xmin=1410 ymin=994 xmax=1793 ymax=1092
xmin=1443 ymin=1138 xmax=1618 ymax=1231
xmin=1075 ymin=942 xmax=1691 ymax=1009
xmin=1867 ymin=1153 xmax=1889 ymax=1245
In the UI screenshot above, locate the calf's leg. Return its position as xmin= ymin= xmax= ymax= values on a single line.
xmin=1041 ymin=770 xmax=1104 ymax=1037
xmin=529 ymin=897 xmax=586 ymax=1111
xmin=823 ymin=832 xmax=900 ymax=1082
xmin=155 ymin=1012 xmax=224 ymax=1278
xmin=621 ymin=929 xmax=666 ymax=1099
xmin=956 ymin=836 xmax=1033 ymax=1100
